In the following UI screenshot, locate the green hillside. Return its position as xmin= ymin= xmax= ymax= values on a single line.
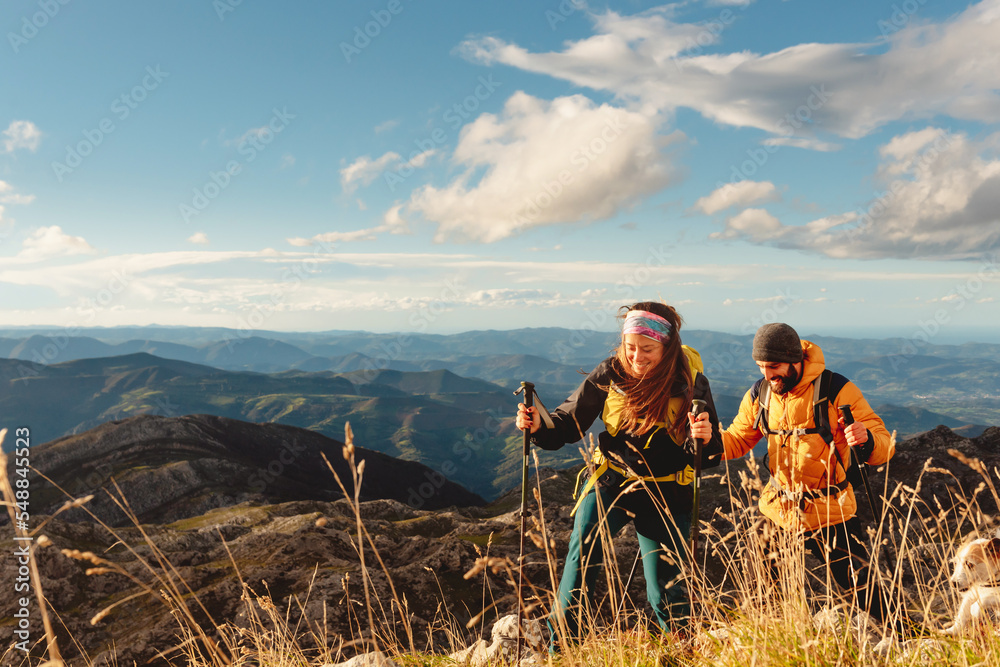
xmin=0 ymin=354 xmax=582 ymax=499
xmin=3 ymin=325 xmax=998 ymax=499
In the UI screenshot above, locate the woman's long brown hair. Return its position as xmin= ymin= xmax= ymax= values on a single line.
xmin=611 ymin=301 xmax=693 ymax=437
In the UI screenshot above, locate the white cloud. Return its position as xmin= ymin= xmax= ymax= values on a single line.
xmin=404 ymin=91 xmax=679 ymax=242
xmin=468 ymin=288 xmax=549 ymax=306
xmin=710 ymin=208 xmax=781 ymax=241
xmin=0 ymin=193 xmax=35 ymax=205
xmin=694 ymin=180 xmax=779 ymax=214
xmin=710 ymin=128 xmax=1000 ymax=259
xmin=2 ymin=121 xmax=41 ymax=153
xmin=0 ymin=244 xmax=979 ymax=330
xmin=188 ymin=232 xmax=210 ymax=245
xmin=382 ymin=204 xmax=408 ymax=233
xmin=761 ymin=137 xmax=841 ymax=152
xmin=0 ymin=182 xmax=35 ymax=230
xmin=286 ymin=208 xmax=412 ymax=247
xmin=235 ymin=126 xmax=270 ymax=145
xmin=287 ymin=229 xmax=380 ymax=246
xmin=460 ymin=1 xmax=1000 ymax=144
xmin=375 ymin=119 xmax=400 ymax=134
xmin=0 ymin=249 xmax=287 ymax=296
xmin=340 ymin=152 xmax=400 ymax=193
xmin=407 ymin=149 xmax=435 ymax=168
xmin=279 ymin=154 xmax=295 ymax=169
xmin=18 ymin=226 xmax=97 ymax=261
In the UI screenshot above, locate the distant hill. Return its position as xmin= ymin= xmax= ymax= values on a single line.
xmin=0 ymin=353 xmax=579 ymax=499
xmin=200 ymin=336 xmax=322 ymax=372
xmin=2 ymin=325 xmax=997 ymax=497
xmin=875 ymin=404 xmax=990 ymax=439
xmin=9 ymin=333 xmax=120 ymax=364
xmin=12 ymin=413 xmax=485 ymax=526
xmin=343 ymin=367 xmax=507 ymax=394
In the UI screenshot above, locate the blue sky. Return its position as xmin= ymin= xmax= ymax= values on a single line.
xmin=1 ymin=0 xmax=998 ymax=343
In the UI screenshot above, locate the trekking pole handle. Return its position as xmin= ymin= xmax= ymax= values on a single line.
xmin=838 ymin=404 xmax=855 ymax=425
xmin=516 ymin=381 xmax=535 ymax=405
xmin=517 ymin=382 xmax=535 ymax=422
xmin=687 ymin=399 xmax=707 ymax=444
xmin=689 ymin=399 xmax=707 ymax=445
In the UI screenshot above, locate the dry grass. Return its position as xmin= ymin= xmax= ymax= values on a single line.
xmin=3 ymin=426 xmax=1000 ymax=666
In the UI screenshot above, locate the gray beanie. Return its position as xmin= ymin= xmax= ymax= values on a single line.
xmin=752 ymin=323 xmax=803 ymax=363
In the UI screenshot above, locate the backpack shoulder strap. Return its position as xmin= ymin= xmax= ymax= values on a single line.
xmin=812 ymin=369 xmax=833 ymax=443
xmin=812 ymin=370 xmax=851 ymax=443
xmin=813 ymin=369 xmax=858 ymax=480
xmin=752 ymin=377 xmax=770 ymax=434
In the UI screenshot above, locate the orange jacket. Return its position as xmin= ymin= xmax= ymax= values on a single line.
xmin=722 ymin=340 xmax=894 ymax=532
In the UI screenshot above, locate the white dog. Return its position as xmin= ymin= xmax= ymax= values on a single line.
xmin=942 ymin=536 xmax=1000 ymax=634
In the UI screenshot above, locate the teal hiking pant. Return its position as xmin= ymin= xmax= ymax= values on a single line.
xmin=548 ymin=484 xmax=692 ymax=645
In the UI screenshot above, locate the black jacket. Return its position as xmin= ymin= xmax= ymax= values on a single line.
xmin=530 ymin=354 xmax=723 ymax=510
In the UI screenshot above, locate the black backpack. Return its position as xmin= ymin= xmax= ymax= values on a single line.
xmin=753 ymin=369 xmax=864 ymax=490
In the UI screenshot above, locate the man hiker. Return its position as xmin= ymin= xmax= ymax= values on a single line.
xmin=720 ymin=323 xmax=900 ymax=629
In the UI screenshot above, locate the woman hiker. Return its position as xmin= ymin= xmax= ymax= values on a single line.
xmin=515 ymin=301 xmax=723 ymax=646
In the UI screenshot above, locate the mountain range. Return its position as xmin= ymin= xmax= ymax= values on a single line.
xmin=0 ymin=353 xmax=552 ymax=500
xmin=1 ymin=326 xmax=997 ymax=500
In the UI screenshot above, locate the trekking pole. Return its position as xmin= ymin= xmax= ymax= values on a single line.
xmin=688 ymin=399 xmax=707 ymax=573
xmin=838 ymin=405 xmax=882 ymax=518
xmin=513 ymin=381 xmax=536 ymax=662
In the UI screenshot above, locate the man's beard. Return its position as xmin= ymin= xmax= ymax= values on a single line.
xmin=769 ymin=366 xmax=801 ymax=395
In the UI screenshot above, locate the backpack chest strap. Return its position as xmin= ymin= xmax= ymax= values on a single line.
xmin=754 ymin=370 xmax=835 ymax=444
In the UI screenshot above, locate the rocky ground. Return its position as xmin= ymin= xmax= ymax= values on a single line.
xmin=2 ymin=421 xmax=999 ymax=665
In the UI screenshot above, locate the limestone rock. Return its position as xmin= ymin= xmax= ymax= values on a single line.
xmin=448 ymin=615 xmax=547 ymax=667
xmin=326 ymin=652 xmax=399 ymax=667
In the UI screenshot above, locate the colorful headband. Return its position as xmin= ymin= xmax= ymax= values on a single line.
xmin=622 ymin=310 xmax=672 ymax=343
